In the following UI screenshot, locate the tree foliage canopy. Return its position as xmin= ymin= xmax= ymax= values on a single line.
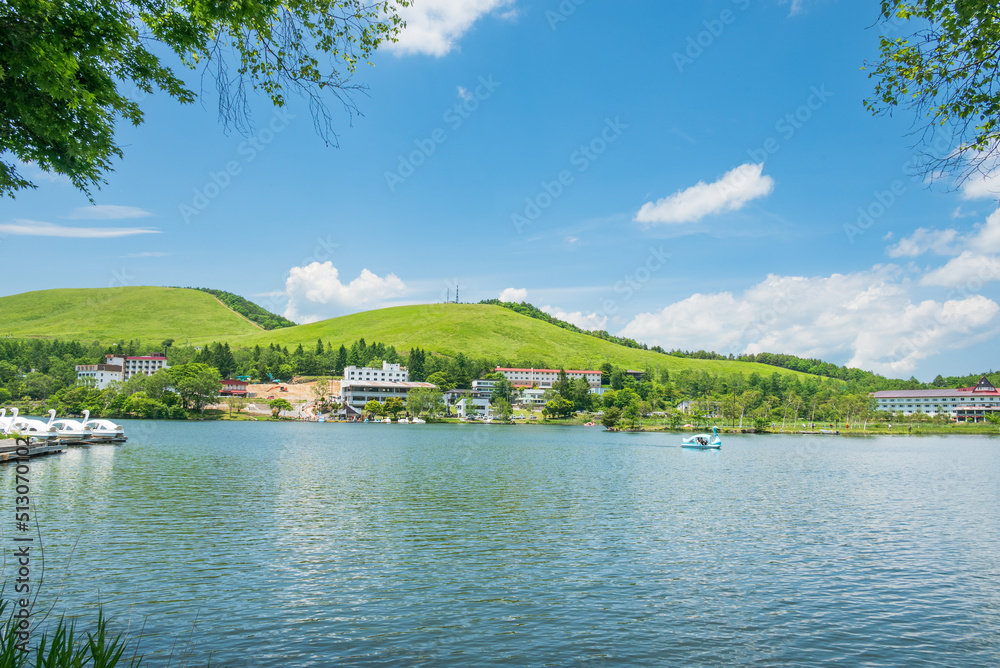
xmin=866 ymin=0 xmax=1000 ymax=184
xmin=0 ymin=0 xmax=408 ymax=197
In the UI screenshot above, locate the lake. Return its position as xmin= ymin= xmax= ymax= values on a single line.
xmin=2 ymin=421 xmax=998 ymax=666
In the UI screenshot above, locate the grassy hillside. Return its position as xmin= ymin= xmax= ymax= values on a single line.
xmin=242 ymin=304 xmax=813 ymax=379
xmin=0 ymin=287 xmax=264 ymax=343
xmin=0 ymin=290 xmax=816 ymax=379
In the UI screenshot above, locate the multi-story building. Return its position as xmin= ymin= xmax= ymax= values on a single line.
xmin=75 ymin=363 xmax=124 ymax=390
xmin=518 ymin=388 xmax=547 ymax=408
xmin=871 ymin=376 xmax=1000 ymax=421
xmin=343 ymin=362 xmax=409 ymax=383
xmin=340 ymin=380 xmax=435 ymax=411
xmin=105 ymin=354 xmax=170 ymax=380
xmin=494 ymin=367 xmax=602 ymax=389
xmin=76 ymin=353 xmax=170 ymax=389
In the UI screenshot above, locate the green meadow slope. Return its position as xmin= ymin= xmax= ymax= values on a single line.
xmin=244 ymin=304 xmax=813 ymax=379
xmin=0 ymin=287 xmax=263 ymax=343
xmin=0 ymin=289 xmax=813 ymax=379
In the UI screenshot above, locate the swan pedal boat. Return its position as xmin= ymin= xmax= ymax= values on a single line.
xmin=681 ymin=426 xmax=722 ymax=449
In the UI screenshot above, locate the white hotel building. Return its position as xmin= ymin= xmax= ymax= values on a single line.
xmin=340 ymin=381 xmax=436 ymax=411
xmin=76 ymin=353 xmax=170 ymax=389
xmin=343 ymin=362 xmax=409 ymax=382
xmin=339 ymin=362 xmax=437 ymax=411
xmin=494 ymin=367 xmax=602 ymax=390
xmin=871 ymin=376 xmax=1000 ymax=421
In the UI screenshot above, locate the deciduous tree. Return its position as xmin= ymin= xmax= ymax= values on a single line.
xmin=1 ymin=0 xmax=409 ymax=197
xmin=866 ymin=1 xmax=1000 ymax=184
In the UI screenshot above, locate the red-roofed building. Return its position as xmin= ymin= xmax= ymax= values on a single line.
xmin=871 ymin=376 xmax=1000 ymax=421
xmin=494 ymin=367 xmax=602 ymax=389
xmin=220 ymin=379 xmax=249 ymax=397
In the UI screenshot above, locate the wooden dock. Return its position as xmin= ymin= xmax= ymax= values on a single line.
xmin=0 ymin=439 xmax=66 ymax=462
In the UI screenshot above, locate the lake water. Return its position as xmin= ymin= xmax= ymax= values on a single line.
xmin=2 ymin=421 xmax=999 ymax=666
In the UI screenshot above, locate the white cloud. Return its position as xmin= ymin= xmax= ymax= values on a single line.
xmin=499 ymin=287 xmax=527 ymax=302
xmin=0 ymin=219 xmax=159 ymax=238
xmin=541 ymin=305 xmax=608 ymax=331
xmin=965 ymin=207 xmax=1000 ymax=254
xmin=390 ymin=0 xmax=515 ymax=57
xmin=619 ymin=266 xmax=999 ymax=375
xmin=635 ymin=163 xmax=774 ymax=224
xmin=961 ymin=170 xmax=1000 ymax=200
xmin=283 ymin=262 xmax=406 ymax=323
xmin=920 ymin=251 xmax=1000 ymax=287
xmin=68 ymin=205 xmax=152 ymax=220
xmin=886 ymin=227 xmax=960 ymax=257
xmin=885 ymin=208 xmax=1000 ymax=288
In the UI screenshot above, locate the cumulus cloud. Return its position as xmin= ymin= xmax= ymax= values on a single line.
xmin=961 ymin=170 xmax=1000 ymax=200
xmin=886 ymin=227 xmax=960 ymax=257
xmin=635 ymin=163 xmax=774 ymax=224
xmin=283 ymin=262 xmax=406 ymax=323
xmin=68 ymin=205 xmax=152 ymax=220
xmin=390 ymin=0 xmax=515 ymax=57
xmin=541 ymin=305 xmax=608 ymax=331
xmin=886 ymin=208 xmax=1000 ymax=289
xmin=499 ymin=287 xmax=527 ymax=302
xmin=920 ymin=251 xmax=1000 ymax=287
xmin=0 ymin=219 xmax=159 ymax=238
xmin=619 ymin=267 xmax=999 ymax=376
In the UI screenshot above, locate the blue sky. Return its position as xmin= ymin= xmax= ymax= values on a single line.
xmin=3 ymin=0 xmax=1000 ymax=381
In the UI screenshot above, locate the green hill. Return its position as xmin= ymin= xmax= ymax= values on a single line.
xmin=0 ymin=289 xmax=814 ymax=379
xmin=0 ymin=287 xmax=264 ymax=343
xmin=242 ymin=303 xmax=813 ymax=379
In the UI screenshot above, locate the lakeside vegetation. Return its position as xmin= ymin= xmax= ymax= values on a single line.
xmin=0 ymin=287 xmax=996 ymax=429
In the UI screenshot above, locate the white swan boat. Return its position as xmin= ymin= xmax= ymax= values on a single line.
xmin=4 ymin=411 xmax=59 ymax=442
xmin=411 ymin=417 xmax=426 ymax=424
xmin=681 ymin=426 xmax=722 ymax=449
xmin=48 ymin=409 xmax=94 ymax=442
xmin=0 ymin=408 xmax=17 ymax=432
xmin=83 ymin=413 xmax=127 ymax=443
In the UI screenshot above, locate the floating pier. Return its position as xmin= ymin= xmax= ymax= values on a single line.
xmin=0 ymin=439 xmax=66 ymax=462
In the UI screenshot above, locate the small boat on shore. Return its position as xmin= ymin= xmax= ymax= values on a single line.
xmin=681 ymin=426 xmax=722 ymax=450
xmin=49 ymin=410 xmax=94 ymax=443
xmin=3 ymin=413 xmax=59 ymax=443
xmin=84 ymin=414 xmax=128 ymax=443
